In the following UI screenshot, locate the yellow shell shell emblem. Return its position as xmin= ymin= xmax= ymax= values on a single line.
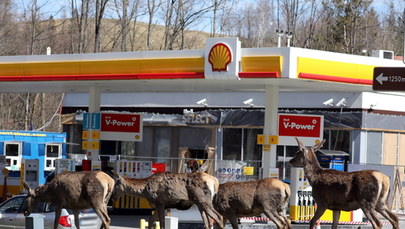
xmin=208 ymin=43 xmax=232 ymax=72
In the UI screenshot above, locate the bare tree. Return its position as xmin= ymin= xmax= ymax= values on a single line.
xmin=209 ymin=0 xmax=240 ymax=38
xmin=70 ymin=0 xmax=90 ymax=53
xmin=0 ymin=0 xmax=18 ymax=55
xmin=112 ymin=0 xmax=143 ymax=51
xmin=94 ymin=0 xmax=109 ymax=52
xmin=162 ymin=0 xmax=213 ymax=50
xmin=146 ymin=0 xmax=162 ymax=50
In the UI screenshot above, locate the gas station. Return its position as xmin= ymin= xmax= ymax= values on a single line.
xmin=0 ymin=37 xmax=405 ymax=224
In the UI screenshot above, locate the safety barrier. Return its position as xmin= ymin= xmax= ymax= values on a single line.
xmin=240 ymin=217 xmax=390 ymax=225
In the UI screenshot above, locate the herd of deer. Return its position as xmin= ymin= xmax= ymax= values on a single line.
xmin=22 ymin=138 xmax=399 ymax=229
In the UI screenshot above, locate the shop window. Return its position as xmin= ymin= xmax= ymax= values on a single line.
xmin=223 ymin=128 xmax=242 ymax=160
xmin=156 ymin=127 xmax=171 ymax=159
xmin=45 ymin=144 xmax=61 ymax=171
xmin=242 ymin=129 xmax=262 ymax=161
xmin=63 ymin=124 xmax=82 ymax=155
xmin=178 ymin=148 xmax=208 ymax=172
xmin=135 ymin=127 xmax=153 ymax=158
xmin=4 ymin=142 xmax=21 ymax=171
xmin=322 ymin=129 xmax=352 ymax=163
xmin=178 ymin=127 xmax=211 ymax=148
xmin=331 ymin=130 xmax=351 ymax=152
xmin=277 ymin=145 xmax=298 ymax=180
xmin=366 ymin=132 xmax=382 ymax=164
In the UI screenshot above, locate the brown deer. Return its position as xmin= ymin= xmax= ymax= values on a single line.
xmin=23 ymin=171 xmax=115 ymax=229
xmin=289 ymin=137 xmax=399 ymax=229
xmin=213 ymin=177 xmax=291 ymax=229
xmin=112 ymin=170 xmax=224 ymax=229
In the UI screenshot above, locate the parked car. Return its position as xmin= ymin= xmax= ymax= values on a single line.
xmin=0 ymin=194 xmax=102 ymax=229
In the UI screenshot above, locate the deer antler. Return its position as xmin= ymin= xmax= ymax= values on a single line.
xmin=197 ymin=161 xmax=209 ymax=172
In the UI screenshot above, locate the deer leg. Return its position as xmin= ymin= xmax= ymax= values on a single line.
xmin=196 ymin=206 xmax=210 ymax=229
xmin=361 ymin=207 xmax=382 ymax=229
xmin=225 ymin=212 xmax=239 ymax=229
xmin=331 ymin=210 xmax=340 ymax=229
xmin=101 ymin=205 xmax=111 ymax=229
xmin=213 ymin=216 xmax=227 ymax=229
xmin=148 ymin=211 xmax=159 ymax=229
xmin=279 ymin=210 xmax=291 ymax=229
xmin=196 ymin=203 xmax=223 ymax=229
xmin=309 ymin=206 xmax=326 ymax=229
xmin=202 ymin=211 xmax=213 ymax=229
xmin=262 ymin=209 xmax=284 ymax=229
xmin=156 ymin=204 xmax=166 ymax=229
xmin=54 ymin=207 xmax=62 ymax=229
xmin=92 ymin=206 xmax=111 ymax=229
xmin=73 ymin=210 xmax=80 ymax=229
xmin=375 ymin=205 xmax=399 ymax=229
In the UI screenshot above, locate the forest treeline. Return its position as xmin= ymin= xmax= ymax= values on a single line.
xmin=0 ymin=0 xmax=404 ymax=131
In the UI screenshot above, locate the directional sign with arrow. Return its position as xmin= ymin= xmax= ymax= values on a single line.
xmin=373 ymin=67 xmax=405 ymax=91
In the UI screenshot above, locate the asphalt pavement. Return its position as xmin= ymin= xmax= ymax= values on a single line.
xmin=109 ymin=213 xmax=405 ymax=229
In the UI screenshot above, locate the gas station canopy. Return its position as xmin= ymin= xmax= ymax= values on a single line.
xmin=0 ymin=37 xmax=403 ymax=94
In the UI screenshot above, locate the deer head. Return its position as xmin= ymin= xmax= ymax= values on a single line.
xmin=289 ymin=137 xmax=325 ymax=167
xmin=111 ymin=170 xmax=126 ymax=201
xmin=22 ymin=181 xmax=39 ymax=217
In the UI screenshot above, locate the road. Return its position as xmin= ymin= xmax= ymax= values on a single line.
xmin=109 ymin=214 xmax=405 ymax=229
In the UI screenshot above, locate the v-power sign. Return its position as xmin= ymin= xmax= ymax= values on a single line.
xmin=277 ymin=114 xmax=324 ymax=146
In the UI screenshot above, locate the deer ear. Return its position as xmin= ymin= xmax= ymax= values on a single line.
xmin=111 ymin=170 xmax=120 ymax=178
xmin=23 ymin=181 xmax=31 ymax=192
xmin=313 ymin=139 xmax=326 ymax=151
xmin=295 ymin=137 xmax=305 ymax=151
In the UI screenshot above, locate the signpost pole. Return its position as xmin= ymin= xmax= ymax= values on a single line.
xmin=88 ymin=86 xmax=101 ymax=160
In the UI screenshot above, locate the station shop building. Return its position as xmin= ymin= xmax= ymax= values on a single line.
xmin=62 ymin=90 xmax=405 ymax=180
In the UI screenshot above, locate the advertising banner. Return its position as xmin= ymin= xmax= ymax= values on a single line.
xmin=100 ymin=113 xmax=143 ymax=141
xmin=278 ymin=114 xmax=324 ymax=146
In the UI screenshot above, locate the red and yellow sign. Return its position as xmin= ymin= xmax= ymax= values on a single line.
xmin=208 ymin=43 xmax=232 ymax=72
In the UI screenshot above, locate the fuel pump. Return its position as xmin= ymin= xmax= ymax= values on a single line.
xmin=289 ymin=167 xmax=312 ymax=221
xmin=55 ymin=159 xmax=75 ymax=174
xmin=91 ymin=160 xmax=102 ymax=171
xmin=21 ymin=159 xmax=40 ymax=189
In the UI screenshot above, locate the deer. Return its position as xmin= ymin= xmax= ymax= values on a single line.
xmin=23 ymin=170 xmax=116 ymax=229
xmin=112 ymin=170 xmax=224 ymax=229
xmin=289 ymin=137 xmax=399 ymax=229
xmin=213 ymin=177 xmax=291 ymax=229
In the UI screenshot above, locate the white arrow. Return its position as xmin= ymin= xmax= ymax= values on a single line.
xmin=376 ymin=73 xmax=388 ymax=85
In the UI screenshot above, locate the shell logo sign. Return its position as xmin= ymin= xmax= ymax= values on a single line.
xmin=204 ymin=37 xmax=241 ymax=80
xmin=208 ymin=43 xmax=232 ymax=72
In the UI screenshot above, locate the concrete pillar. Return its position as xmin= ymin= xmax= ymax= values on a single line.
xmin=89 ymin=86 xmax=101 ymax=113
xmin=262 ymin=85 xmax=279 ymax=178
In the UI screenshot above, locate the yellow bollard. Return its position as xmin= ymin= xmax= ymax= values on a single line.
xmin=155 ymin=221 xmax=160 ymax=229
xmin=140 ymin=219 xmax=149 ymax=229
